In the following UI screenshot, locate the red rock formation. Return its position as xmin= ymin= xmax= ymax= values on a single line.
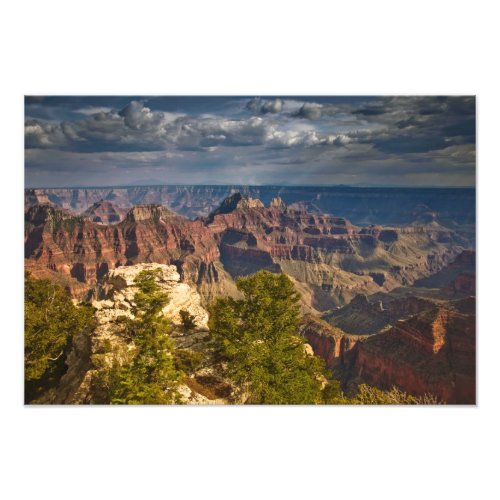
xmin=83 ymin=200 xmax=127 ymax=224
xmin=449 ymin=273 xmax=476 ymax=295
xmin=323 ymin=294 xmax=436 ymax=335
xmin=24 ymin=203 xmax=220 ymax=298
xmin=300 ymin=315 xmax=363 ymax=369
xmin=24 ymin=185 xmax=477 ymax=229
xmin=301 ymin=303 xmax=475 ymax=404
xmin=352 ymin=307 xmax=476 ymax=403
xmin=24 ymin=196 xmax=476 ymax=403
xmin=25 ymin=193 xmax=467 ymax=308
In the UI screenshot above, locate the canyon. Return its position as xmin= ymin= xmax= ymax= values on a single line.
xmin=25 ymin=185 xmax=476 ymax=227
xmin=24 ymin=191 xmax=471 ymax=308
xmin=24 ymin=186 xmax=476 ymax=403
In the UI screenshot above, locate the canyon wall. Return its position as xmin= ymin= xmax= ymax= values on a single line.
xmin=301 ymin=302 xmax=475 ymax=404
xmin=352 ymin=306 xmax=476 ymax=404
xmin=25 ymin=194 xmax=469 ymax=309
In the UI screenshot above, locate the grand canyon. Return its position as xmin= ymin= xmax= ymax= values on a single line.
xmin=24 ymin=185 xmax=476 ymax=404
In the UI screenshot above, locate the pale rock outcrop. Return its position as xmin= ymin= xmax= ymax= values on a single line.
xmin=269 ymin=197 xmax=287 ymax=210
xmin=55 ymin=263 xmax=210 ymax=403
xmin=176 ymin=384 xmax=226 ymax=405
xmin=96 ymin=263 xmax=208 ymax=328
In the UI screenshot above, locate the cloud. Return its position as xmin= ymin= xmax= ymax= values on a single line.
xmin=261 ymin=98 xmax=283 ymax=114
xmin=25 ymin=101 xmax=355 ymax=153
xmin=75 ymin=106 xmax=113 ymax=116
xmin=294 ymin=103 xmax=323 ymax=119
xmin=246 ymin=97 xmax=284 ymax=114
xmin=24 ymin=96 xmax=476 ymax=187
xmin=118 ymin=101 xmax=164 ymax=130
xmin=24 ymin=120 xmax=67 ymax=148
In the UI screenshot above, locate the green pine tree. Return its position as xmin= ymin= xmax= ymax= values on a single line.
xmin=24 ymin=272 xmax=94 ymax=400
xmin=109 ymin=269 xmax=183 ymax=404
xmin=209 ymin=270 xmax=325 ymax=404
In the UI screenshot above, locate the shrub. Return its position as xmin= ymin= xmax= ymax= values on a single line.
xmin=179 ymin=309 xmax=197 ymax=330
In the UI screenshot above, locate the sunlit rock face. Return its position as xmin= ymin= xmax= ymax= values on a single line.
xmin=96 ymin=263 xmax=209 ymax=328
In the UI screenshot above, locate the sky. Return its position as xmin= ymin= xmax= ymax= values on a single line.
xmin=24 ymin=96 xmax=476 ymax=188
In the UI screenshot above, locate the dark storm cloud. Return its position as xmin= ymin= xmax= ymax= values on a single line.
xmin=353 ymin=96 xmax=476 ymax=155
xmin=24 ymin=96 xmax=475 ymax=187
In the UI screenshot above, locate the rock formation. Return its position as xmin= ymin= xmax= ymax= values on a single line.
xmin=300 ymin=301 xmax=475 ymax=404
xmin=323 ymin=294 xmax=436 ymax=334
xmin=25 ymin=192 xmax=470 ymax=310
xmin=269 ymin=197 xmax=287 ymax=210
xmin=23 ymin=190 xmax=476 ymax=403
xmin=24 ymin=185 xmax=476 ymax=227
xmin=83 ymin=200 xmax=127 ymax=224
xmin=300 ymin=315 xmax=363 ymax=369
xmin=54 ymin=263 xmax=222 ymax=404
xmin=96 ymin=263 xmax=208 ymax=328
xmin=352 ymin=305 xmax=476 ymax=403
xmin=206 ymin=192 xmax=264 ymax=221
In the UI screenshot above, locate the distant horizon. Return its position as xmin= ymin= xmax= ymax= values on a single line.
xmin=24 ymin=183 xmax=476 ymax=190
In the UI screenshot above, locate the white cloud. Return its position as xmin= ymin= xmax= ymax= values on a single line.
xmin=75 ymin=106 xmax=113 ymax=116
xmin=261 ymin=98 xmax=283 ymax=114
xmin=24 ymin=120 xmax=67 ymax=148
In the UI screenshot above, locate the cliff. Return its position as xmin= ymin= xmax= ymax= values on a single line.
xmin=300 ymin=315 xmax=364 ymax=370
xmin=207 ymin=192 xmax=264 ymax=220
xmin=324 ymin=294 xmax=436 ymax=334
xmin=83 ymin=200 xmax=127 ymax=224
xmin=25 ymin=202 xmax=222 ymax=302
xmin=352 ymin=307 xmax=476 ymax=403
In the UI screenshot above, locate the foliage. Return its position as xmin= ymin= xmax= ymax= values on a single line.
xmin=174 ymin=349 xmax=203 ymax=375
xmin=321 ymin=379 xmax=349 ymax=404
xmin=179 ymin=309 xmax=197 ymax=330
xmin=108 ymin=269 xmax=183 ymax=404
xmin=89 ymin=359 xmax=122 ymax=404
xmin=208 ymin=270 xmax=324 ymax=404
xmin=24 ymin=272 xmax=94 ymax=387
xmin=349 ymin=384 xmax=440 ymax=405
xmin=321 ymin=380 xmax=440 ymax=405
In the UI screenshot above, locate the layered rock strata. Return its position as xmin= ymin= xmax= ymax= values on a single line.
xmin=25 ymin=193 xmax=470 ymax=310
xmin=352 ymin=306 xmax=476 ymax=403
